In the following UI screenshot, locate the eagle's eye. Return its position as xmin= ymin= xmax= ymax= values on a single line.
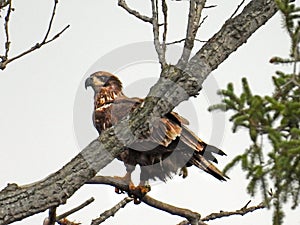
xmin=96 ymin=76 xmax=105 ymax=81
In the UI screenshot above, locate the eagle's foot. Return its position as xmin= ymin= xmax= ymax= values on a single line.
xmin=135 ymin=184 xmax=151 ymax=195
xmin=129 ymin=184 xmax=151 ymax=204
xmin=113 ymin=173 xmax=133 ymax=194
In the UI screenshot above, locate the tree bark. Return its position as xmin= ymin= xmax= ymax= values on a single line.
xmin=0 ymin=0 xmax=277 ymax=224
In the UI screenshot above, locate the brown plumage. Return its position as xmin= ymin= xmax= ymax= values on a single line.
xmin=85 ymin=71 xmax=228 ymax=188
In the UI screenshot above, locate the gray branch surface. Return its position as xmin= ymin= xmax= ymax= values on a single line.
xmin=0 ymin=0 xmax=277 ymax=224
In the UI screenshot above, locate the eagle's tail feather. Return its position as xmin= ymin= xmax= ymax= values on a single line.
xmin=190 ymin=154 xmax=229 ymax=181
xmin=180 ymin=126 xmax=228 ymax=181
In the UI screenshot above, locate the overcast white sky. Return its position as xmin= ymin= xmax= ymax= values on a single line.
xmin=0 ymin=0 xmax=299 ymax=225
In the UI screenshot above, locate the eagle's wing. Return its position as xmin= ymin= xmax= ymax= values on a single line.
xmin=101 ymin=96 xmax=227 ymax=180
xmin=107 ymin=97 xmax=183 ymax=152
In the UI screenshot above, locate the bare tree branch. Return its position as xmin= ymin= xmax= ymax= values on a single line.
xmin=167 ymin=38 xmax=206 ymax=46
xmin=0 ymin=0 xmax=70 ymax=70
xmin=56 ymin=197 xmax=95 ymax=221
xmin=48 ymin=207 xmax=57 ymax=225
xmin=43 ymin=0 xmax=59 ymax=43
xmin=3 ymin=0 xmax=11 ymax=59
xmin=87 ymin=176 xmax=200 ymax=225
xmin=177 ymin=0 xmax=206 ymax=68
xmin=0 ymin=1 xmax=278 ymax=224
xmin=91 ymin=197 xmax=133 ymax=225
xmin=118 ymin=0 xmax=153 ymax=24
xmin=198 ymin=15 xmax=208 ymax=28
xmin=161 ymin=0 xmax=168 ymax=63
xmin=178 ymin=199 xmax=268 ymax=225
xmin=144 ymin=195 xmax=200 ymax=225
xmin=43 ymin=207 xmax=57 ymax=225
xmin=230 ymin=0 xmax=246 ymax=19
xmin=202 ymin=200 xmax=266 ymax=222
xmin=151 ymin=0 xmax=166 ymax=68
xmin=88 ymin=176 xmax=268 ymax=225
xmin=117 ymin=0 xmax=168 ymax=67
xmin=204 ymin=5 xmax=216 ymax=9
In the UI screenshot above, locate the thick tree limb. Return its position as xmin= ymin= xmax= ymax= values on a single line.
xmin=0 ymin=1 xmax=278 ymax=224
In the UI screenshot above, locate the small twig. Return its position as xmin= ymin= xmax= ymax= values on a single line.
xmin=202 ymin=201 xmax=265 ymax=221
xmin=241 ymin=200 xmax=252 ymax=210
xmin=230 ymin=0 xmax=246 ymax=19
xmin=198 ymin=15 xmax=208 ymax=28
xmin=42 ymin=0 xmax=58 ymax=43
xmin=166 ymin=38 xmax=206 ymax=46
xmin=3 ymin=0 xmax=12 ymax=59
xmin=178 ymin=199 xmax=269 ymax=225
xmin=118 ymin=0 xmax=152 ymax=24
xmin=56 ymin=197 xmax=95 ymax=221
xmin=203 ymin=5 xmax=217 ymax=9
xmin=177 ymin=0 xmax=206 ymax=68
xmin=91 ymin=197 xmax=133 ymax=225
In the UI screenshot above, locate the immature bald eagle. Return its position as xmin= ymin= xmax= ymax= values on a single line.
xmin=85 ymin=71 xmax=227 ymax=194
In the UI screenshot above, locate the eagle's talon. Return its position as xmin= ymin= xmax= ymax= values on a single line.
xmin=133 ymin=197 xmax=141 ymax=204
xmin=135 ymin=185 xmax=151 ymax=195
xmin=128 ymin=182 xmax=136 ymax=192
xmin=114 ymin=174 xmax=134 ymax=194
xmin=115 ymin=187 xmax=124 ymax=194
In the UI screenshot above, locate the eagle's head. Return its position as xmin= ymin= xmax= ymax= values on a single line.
xmin=85 ymin=71 xmax=123 ymax=93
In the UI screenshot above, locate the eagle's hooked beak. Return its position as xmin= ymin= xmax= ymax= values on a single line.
xmin=85 ymin=77 xmax=93 ymax=90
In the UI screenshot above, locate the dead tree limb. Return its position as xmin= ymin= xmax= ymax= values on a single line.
xmin=56 ymin=197 xmax=95 ymax=221
xmin=118 ymin=0 xmax=153 ymax=24
xmin=178 ymin=199 xmax=268 ymax=225
xmin=87 ymin=176 xmax=200 ymax=225
xmin=151 ymin=0 xmax=167 ymax=67
xmin=0 ymin=1 xmax=278 ymax=224
xmin=91 ymin=197 xmax=133 ymax=225
xmin=177 ymin=0 xmax=206 ymax=67
xmin=3 ymin=0 xmax=11 ymax=60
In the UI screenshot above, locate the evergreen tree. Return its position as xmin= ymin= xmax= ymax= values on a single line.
xmin=209 ymin=1 xmax=300 ymax=224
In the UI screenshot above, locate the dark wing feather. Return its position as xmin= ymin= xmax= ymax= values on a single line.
xmin=180 ymin=125 xmax=228 ymax=180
